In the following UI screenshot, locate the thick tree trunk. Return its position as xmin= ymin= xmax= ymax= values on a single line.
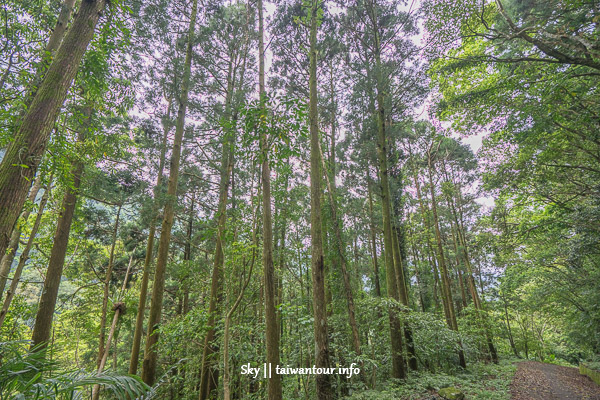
xmin=0 ymin=174 xmax=43 ymax=300
xmin=31 ymin=109 xmax=91 ymax=349
xmin=0 ymin=178 xmax=51 ymax=329
xmin=391 ymin=225 xmax=418 ymax=371
xmin=128 ymin=97 xmax=172 ymax=375
xmin=364 ymin=0 xmax=408 ymax=378
xmin=308 ymin=0 xmax=332 ymax=397
xmin=367 ymin=178 xmax=382 ymax=297
xmin=141 ymin=0 xmax=198 ymax=385
xmin=0 ymin=0 xmax=107 ymax=261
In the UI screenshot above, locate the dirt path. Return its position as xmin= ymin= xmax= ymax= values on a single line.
xmin=511 ymin=361 xmax=600 ymax=400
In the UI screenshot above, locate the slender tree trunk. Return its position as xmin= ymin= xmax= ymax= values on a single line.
xmin=443 ymin=160 xmax=498 ymax=363
xmin=45 ymin=0 xmax=78 ymax=54
xmin=371 ymin=36 xmax=407 ymax=384
xmin=308 ymin=1 xmax=332 ymax=397
xmin=96 ymin=204 xmax=122 ymax=369
xmin=129 ymin=97 xmax=172 ymax=375
xmin=224 ymin=186 xmax=259 ymax=400
xmin=408 ymin=147 xmax=442 ymax=313
xmin=92 ymin=249 xmax=135 ymax=400
xmin=141 ymin=0 xmax=198 ymax=385
xmin=257 ymin=0 xmax=283 ymax=396
xmin=0 ymin=0 xmax=107 ymax=260
xmin=0 ymin=177 xmax=51 ymax=328
xmin=426 ymin=148 xmax=466 ymax=368
xmin=502 ymin=294 xmax=519 ymax=358
xmin=199 ymin=63 xmax=236 ymax=400
xmin=30 ymin=109 xmax=91 ymax=349
xmin=319 ymin=143 xmax=362 ymax=356
xmin=448 ymin=225 xmax=467 ymax=309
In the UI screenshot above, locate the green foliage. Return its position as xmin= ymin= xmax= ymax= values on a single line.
xmin=0 ymin=341 xmax=150 ymax=399
xmin=238 ymin=94 xmax=308 ymax=166
xmin=346 ymin=358 xmax=517 ymax=400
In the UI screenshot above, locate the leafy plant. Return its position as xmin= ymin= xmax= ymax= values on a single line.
xmin=0 ymin=341 xmax=150 ymax=399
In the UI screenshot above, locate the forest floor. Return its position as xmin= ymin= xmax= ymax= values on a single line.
xmin=510 ymin=361 xmax=600 ymax=400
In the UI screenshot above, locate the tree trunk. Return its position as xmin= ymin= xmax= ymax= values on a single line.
xmin=257 ymin=0 xmax=283 ymax=396
xmin=408 ymin=145 xmax=442 ymax=313
xmin=391 ymin=225 xmax=418 ymax=371
xmin=128 ymin=96 xmax=172 ymax=375
xmin=319 ymin=143 xmax=362 ymax=357
xmin=224 ymin=186 xmax=259 ymax=400
xmin=426 ymin=148 xmax=466 ymax=368
xmin=141 ymin=0 xmax=198 ymax=385
xmin=96 ymin=204 xmax=122 ymax=369
xmin=199 ymin=59 xmax=236 ymax=400
xmin=0 ymin=0 xmax=107 ymax=261
xmin=308 ymin=0 xmax=332 ymax=397
xmin=30 ymin=108 xmax=91 ymax=349
xmin=92 ymin=249 xmax=135 ymax=400
xmin=373 ymin=41 xmax=406 ymax=384
xmin=0 ymin=173 xmax=43 ymax=300
xmin=367 ymin=177 xmax=382 ymax=297
xmin=0 ymin=177 xmax=51 ymax=329
xmin=502 ymin=294 xmax=519 ymax=358
xmin=442 ymin=160 xmax=498 ymax=363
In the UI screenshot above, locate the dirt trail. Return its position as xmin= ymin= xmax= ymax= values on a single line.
xmin=511 ymin=361 xmax=600 ymax=400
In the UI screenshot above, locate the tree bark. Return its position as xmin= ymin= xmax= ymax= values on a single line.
xmin=367 ymin=177 xmax=382 ymax=297
xmin=0 ymin=0 xmax=107 ymax=261
xmin=198 ymin=53 xmax=237 ymax=400
xmin=128 ymin=96 xmax=172 ymax=375
xmin=0 ymin=174 xmax=43 ymax=300
xmin=224 ymin=185 xmax=259 ymax=400
xmin=31 ymin=108 xmax=91 ymax=349
xmin=96 ymin=204 xmax=122 ymax=369
xmin=319 ymin=143 xmax=362 ymax=357
xmin=257 ymin=0 xmax=283 ymax=396
xmin=442 ymin=159 xmax=498 ymax=363
xmin=391 ymin=225 xmax=418 ymax=371
xmin=141 ymin=0 xmax=198 ymax=385
xmin=0 ymin=177 xmax=51 ymax=329
xmin=92 ymin=249 xmax=135 ymax=400
xmin=308 ymin=0 xmax=333 ymax=397
xmin=426 ymin=146 xmax=466 ymax=368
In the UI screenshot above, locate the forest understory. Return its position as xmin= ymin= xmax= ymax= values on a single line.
xmin=1 ymin=0 xmax=599 ymax=399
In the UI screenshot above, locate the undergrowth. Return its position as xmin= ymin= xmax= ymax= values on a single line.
xmin=346 ymin=358 xmax=517 ymax=400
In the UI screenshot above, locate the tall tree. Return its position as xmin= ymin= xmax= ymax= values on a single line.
xmin=258 ymin=0 xmax=283 ymax=397
xmin=0 ymin=0 xmax=107 ymax=261
xmin=129 ymin=97 xmax=172 ymax=375
xmin=140 ymin=0 xmax=198 ymax=385
xmin=426 ymin=139 xmax=466 ymax=368
xmin=308 ymin=0 xmax=333 ymax=397
xmin=30 ymin=107 xmax=92 ymax=349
